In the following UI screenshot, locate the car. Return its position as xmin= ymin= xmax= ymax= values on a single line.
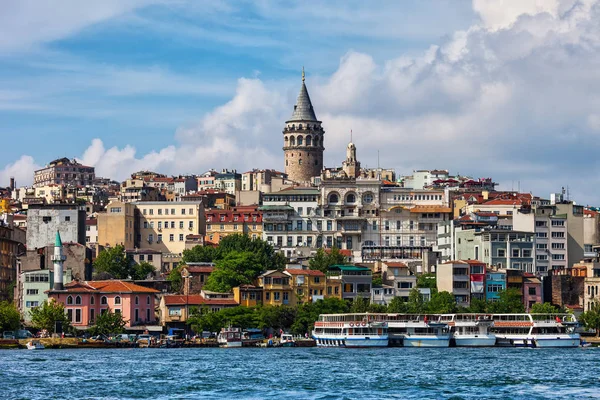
xmin=2 ymin=331 xmax=15 ymax=339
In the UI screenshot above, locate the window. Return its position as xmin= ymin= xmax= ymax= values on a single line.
xmin=329 ymin=193 xmax=339 ymax=204
xmin=67 ymin=309 xmax=73 ymax=322
xmin=90 ymin=296 xmax=95 ymax=305
xmin=283 ymin=292 xmax=289 ymax=302
xmin=75 ymin=296 xmax=82 ymax=305
xmin=170 ymin=234 xmax=174 ymax=242
xmin=179 ymin=234 xmax=184 ymax=241
xmin=512 ymin=248 xmax=520 ymax=257
xmin=536 ymin=243 xmax=547 ymax=250
xmin=67 ymin=295 xmax=73 ymax=305
xmin=551 ymin=220 xmax=565 ymax=227
xmin=265 ymin=292 xmax=271 ymax=301
xmin=552 ymin=254 xmax=565 ymax=260
xmin=180 ymin=221 xmax=184 ymax=229
xmin=363 ymin=193 xmax=373 ymax=204
xmin=101 ymin=296 xmax=107 ymax=305
xmin=181 ymin=208 xmax=186 ymax=215
xmin=274 ymin=292 xmax=281 ymax=301
xmin=497 ymin=248 xmax=506 ymax=257
xmin=372 ymin=221 xmax=377 ymax=231
xmin=26 ymin=289 xmax=38 ymax=295
xmin=114 ymin=309 xmax=121 ymax=315
xmin=535 ymin=221 xmax=547 ymax=227
xmin=75 ymin=309 xmax=81 ymax=323
xmin=147 ymin=295 xmax=151 ymax=305
xmin=146 ymin=309 xmax=151 ymax=321
xmin=536 ymin=232 xmax=548 ymax=238
xmin=551 ymin=243 xmax=565 ymax=250
xmin=327 ymin=221 xmax=332 ymax=231
xmin=528 ymin=287 xmax=536 ymax=295
xmin=157 ymin=234 xmax=162 ymax=242
xmin=552 ymin=232 xmax=565 ymax=238
xmin=189 ymin=221 xmax=194 ymax=229
xmin=90 ymin=309 xmax=95 ymax=323
xmin=135 ymin=296 xmax=139 ymax=305
xmin=65 ymin=216 xmax=71 ymax=222
xmin=114 ymin=296 xmax=121 ymax=305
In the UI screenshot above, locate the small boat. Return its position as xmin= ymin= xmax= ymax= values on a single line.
xmin=217 ymin=326 xmax=242 ymax=348
xmin=280 ymin=333 xmax=295 ymax=347
xmin=26 ymin=340 xmax=45 ymax=350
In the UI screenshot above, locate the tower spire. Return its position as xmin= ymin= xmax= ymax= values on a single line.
xmin=302 ymin=66 xmax=305 ymax=82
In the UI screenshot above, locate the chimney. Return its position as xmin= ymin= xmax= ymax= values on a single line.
xmin=9 ymin=177 xmax=15 ymax=191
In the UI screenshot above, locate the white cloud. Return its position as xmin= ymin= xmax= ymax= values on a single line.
xmin=0 ymin=156 xmax=40 ymax=188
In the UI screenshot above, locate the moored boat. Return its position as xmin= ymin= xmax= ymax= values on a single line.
xmin=396 ymin=315 xmax=451 ymax=348
xmin=280 ymin=333 xmax=296 ymax=347
xmin=491 ymin=313 xmax=580 ymax=348
xmin=443 ymin=314 xmax=496 ymax=347
xmin=312 ymin=313 xmax=388 ymax=348
xmin=217 ymin=326 xmax=242 ymax=348
xmin=26 ymin=340 xmax=45 ymax=350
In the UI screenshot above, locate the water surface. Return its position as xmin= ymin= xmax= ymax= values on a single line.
xmin=2 ymin=347 xmax=598 ymax=399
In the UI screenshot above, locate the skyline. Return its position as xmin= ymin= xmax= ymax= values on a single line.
xmin=2 ymin=0 xmax=600 ymax=203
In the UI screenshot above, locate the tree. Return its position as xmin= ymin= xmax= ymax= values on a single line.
xmin=350 ymin=296 xmax=369 ymax=313
xmin=93 ymin=245 xmax=155 ymax=280
xmin=93 ymin=245 xmax=130 ymax=279
xmin=203 ymin=251 xmax=263 ymax=292
xmin=487 ymin=289 xmax=525 ymax=313
xmin=308 ymin=247 xmax=346 ymax=273
xmin=218 ymin=234 xmax=286 ymax=271
xmin=131 ymin=261 xmax=155 ymax=280
xmin=167 ymin=264 xmax=184 ymax=293
xmin=407 ymin=288 xmax=425 ymax=313
xmin=530 ymin=302 xmax=564 ymax=314
xmin=427 ymin=291 xmax=457 ymax=314
xmin=580 ymin=301 xmax=600 ymax=337
xmin=417 ymin=273 xmax=436 ymax=289
xmin=29 ymin=300 xmax=71 ymax=334
xmin=467 ymin=297 xmax=488 ymax=313
xmin=387 ymin=297 xmax=408 ymax=313
xmin=0 ymin=301 xmax=21 ymax=332
xmin=89 ymin=309 xmax=127 ymax=336
xmin=182 ymin=245 xmax=219 ymax=264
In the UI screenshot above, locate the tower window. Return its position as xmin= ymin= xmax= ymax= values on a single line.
xmin=299 ymin=159 xmax=303 ymax=165
xmin=297 ymin=136 xmax=303 ymax=145
xmin=306 ymin=136 xmax=312 ymax=146
xmin=286 ymin=160 xmax=288 ymax=166
xmin=290 ymin=136 xmax=296 ymax=146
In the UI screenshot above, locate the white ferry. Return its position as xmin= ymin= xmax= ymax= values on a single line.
xmin=491 ymin=313 xmax=580 ymax=348
xmin=312 ymin=313 xmax=388 ymax=348
xmin=387 ymin=314 xmax=451 ymax=348
xmin=217 ymin=326 xmax=242 ymax=348
xmin=441 ymin=314 xmax=496 ymax=347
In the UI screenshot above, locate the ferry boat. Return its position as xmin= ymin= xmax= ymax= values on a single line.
xmin=312 ymin=313 xmax=388 ymax=347
xmin=387 ymin=314 xmax=451 ymax=347
xmin=491 ymin=313 xmax=580 ymax=348
xmin=442 ymin=314 xmax=496 ymax=347
xmin=217 ymin=326 xmax=242 ymax=348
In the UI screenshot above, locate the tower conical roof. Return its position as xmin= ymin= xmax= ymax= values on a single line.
xmin=288 ymin=71 xmax=318 ymax=122
xmin=55 ymin=231 xmax=62 ymax=247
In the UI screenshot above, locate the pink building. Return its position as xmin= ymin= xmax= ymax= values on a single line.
xmin=523 ymin=273 xmax=542 ymax=312
xmin=48 ymin=280 xmax=159 ymax=329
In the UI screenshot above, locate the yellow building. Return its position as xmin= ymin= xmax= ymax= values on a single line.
xmin=205 ymin=206 xmax=262 ymax=244
xmin=97 ymin=201 xmax=136 ymax=249
xmin=34 ymin=185 xmax=66 ymax=204
xmin=258 ymin=270 xmax=293 ymax=306
xmin=137 ymin=201 xmax=205 ymax=256
xmin=285 ymin=269 xmax=327 ymax=305
xmin=233 ymin=284 xmax=263 ymax=307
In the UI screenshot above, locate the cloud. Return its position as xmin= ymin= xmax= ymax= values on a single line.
xmin=0 ymin=0 xmax=155 ymax=53
xmin=0 ymin=156 xmax=40 ymax=188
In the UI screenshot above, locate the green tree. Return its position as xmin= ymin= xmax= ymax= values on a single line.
xmin=167 ymin=264 xmax=184 ymax=293
xmin=93 ymin=245 xmax=131 ymax=279
xmin=417 ymin=273 xmax=436 ymax=289
xmin=487 ymin=289 xmax=525 ymax=313
xmin=367 ymin=303 xmax=388 ymax=313
xmin=182 ymin=245 xmax=219 ymax=264
xmin=0 ymin=301 xmax=21 ymax=332
xmin=387 ymin=296 xmax=408 ymax=313
xmin=131 ymin=261 xmax=155 ymax=280
xmin=203 ymin=251 xmax=263 ymax=292
xmin=467 ymin=297 xmax=488 ymax=313
xmin=427 ymin=291 xmax=457 ymax=314
xmin=530 ymin=302 xmax=564 ymax=314
xmin=89 ymin=309 xmax=128 ymax=336
xmin=29 ymin=301 xmax=71 ymax=334
xmin=308 ymin=247 xmax=346 ymax=273
xmin=218 ymin=234 xmax=286 ymax=271
xmin=407 ymin=288 xmax=425 ymax=313
xmin=580 ymin=301 xmax=600 ymax=337
xmin=350 ymin=296 xmax=369 ymax=313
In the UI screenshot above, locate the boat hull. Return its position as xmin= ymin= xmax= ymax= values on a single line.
xmin=314 ymin=336 xmax=388 ymax=347
xmin=403 ymin=336 xmax=451 ymax=348
xmin=454 ymin=335 xmax=497 ymax=347
xmin=533 ymin=335 xmax=580 ymax=348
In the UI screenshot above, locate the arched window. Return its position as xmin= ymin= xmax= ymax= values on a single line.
xmin=90 ymin=296 xmax=95 ymax=305
xmin=290 ymin=136 xmax=296 ymax=146
xmin=114 ymin=296 xmax=121 ymax=305
xmin=306 ymin=136 xmax=312 ymax=146
xmin=297 ymin=136 xmax=303 ymax=145
xmin=75 ymin=296 xmax=82 ymax=305
xmin=147 ymin=296 xmax=151 ymax=305
xmin=299 ymin=124 xmax=303 ymax=130
xmin=314 ymin=137 xmax=319 ymax=147
xmin=284 ymin=136 xmax=288 ymax=144
xmin=346 ymin=193 xmax=356 ymax=203
xmin=101 ymin=296 xmax=107 ymax=305
xmin=292 ymin=124 xmax=296 ymax=130
xmin=135 ymin=296 xmax=139 ymax=305
xmin=329 ymin=193 xmax=339 ymax=204
xmin=66 ymin=296 xmax=73 ymax=305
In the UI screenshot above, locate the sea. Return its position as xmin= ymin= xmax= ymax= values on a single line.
xmin=1 ymin=347 xmax=598 ymax=399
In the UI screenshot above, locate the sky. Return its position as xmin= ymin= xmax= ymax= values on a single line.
xmin=2 ymin=0 xmax=600 ymax=204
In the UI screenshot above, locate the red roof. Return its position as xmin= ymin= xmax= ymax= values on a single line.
xmin=285 ymin=269 xmax=325 ymax=276
xmin=483 ymin=199 xmax=523 ymax=206
xmin=385 ymin=262 xmax=408 ymax=268
xmin=186 ymin=266 xmax=215 ymax=274
xmin=59 ymin=280 xmax=159 ymax=294
xmin=474 ymin=211 xmax=497 ymax=217
xmin=325 ymin=248 xmax=352 ymax=257
xmin=163 ymin=295 xmax=238 ymax=306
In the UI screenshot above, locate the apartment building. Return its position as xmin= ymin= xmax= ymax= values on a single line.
xmin=97 ymin=201 xmax=137 ymax=249
xmin=33 ymin=157 xmax=95 ymax=188
xmin=205 ymin=206 xmax=262 ymax=244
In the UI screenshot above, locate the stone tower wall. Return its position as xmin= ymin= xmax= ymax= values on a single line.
xmin=283 ymin=123 xmax=324 ymax=183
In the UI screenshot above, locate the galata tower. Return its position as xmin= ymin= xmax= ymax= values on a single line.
xmin=283 ymin=68 xmax=324 ymax=183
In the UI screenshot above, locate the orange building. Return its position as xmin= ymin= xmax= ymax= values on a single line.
xmin=205 ymin=206 xmax=262 ymax=244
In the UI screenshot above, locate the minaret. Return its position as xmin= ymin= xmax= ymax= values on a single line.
xmin=283 ymin=68 xmax=325 ymax=183
xmin=342 ymin=131 xmax=361 ymax=178
xmin=51 ymin=231 xmax=66 ymax=290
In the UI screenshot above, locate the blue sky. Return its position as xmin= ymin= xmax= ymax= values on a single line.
xmin=2 ymin=0 xmax=600 ymax=204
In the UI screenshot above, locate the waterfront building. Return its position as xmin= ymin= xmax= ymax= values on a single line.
xmin=97 ymin=201 xmax=137 ymax=249
xmin=544 ymin=267 xmax=585 ymax=310
xmin=283 ymin=70 xmax=325 ymax=183
xmin=381 ymin=261 xmax=417 ymax=301
xmin=205 ymin=206 xmax=262 ymax=244
xmin=437 ymin=261 xmax=472 ymax=308
xmin=258 ymin=270 xmax=293 ymax=306
xmin=523 ymin=273 xmax=542 ymax=311
xmin=20 ymin=269 xmax=72 ymax=322
xmin=371 ymin=284 xmax=395 ymax=305
xmin=285 ymin=268 xmax=327 ymax=304
xmin=579 ymin=261 xmax=600 ymax=311
xmin=486 ymin=270 xmax=506 ymax=302
xmin=159 ymin=293 xmax=238 ymax=330
xmin=48 ymin=280 xmax=159 ymax=329
xmin=233 ymin=284 xmax=263 ymax=307
xmin=33 ymin=157 xmax=95 ymax=188
xmin=327 ymin=265 xmax=372 ymax=301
